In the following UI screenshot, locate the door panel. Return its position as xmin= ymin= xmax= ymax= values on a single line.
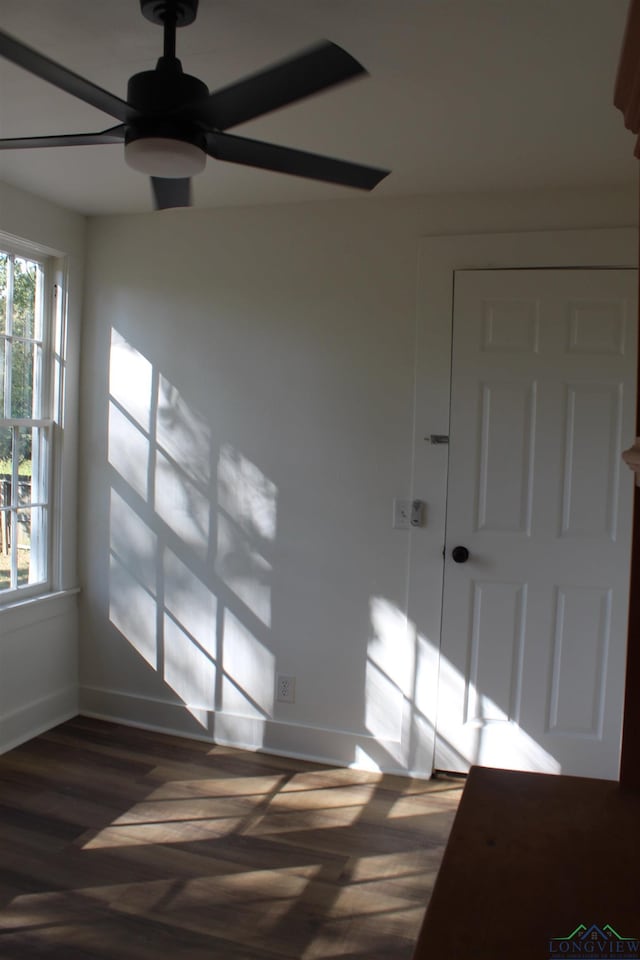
xmin=465 ymin=580 xmax=527 ymax=724
xmin=476 ymin=379 xmax=536 ymax=533
xmin=547 ymin=585 xmax=610 ymax=738
xmin=560 ymin=382 xmax=622 ymax=539
xmin=435 ymin=269 xmax=637 ymax=780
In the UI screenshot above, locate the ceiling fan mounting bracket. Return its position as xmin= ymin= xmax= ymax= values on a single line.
xmin=140 ymin=0 xmax=199 ymax=28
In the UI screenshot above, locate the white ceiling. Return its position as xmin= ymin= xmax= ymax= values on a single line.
xmin=0 ymin=0 xmax=635 ymax=215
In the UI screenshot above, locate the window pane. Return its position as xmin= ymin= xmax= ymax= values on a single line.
xmin=18 ymin=476 xmax=31 ymax=507
xmin=10 ymin=339 xmax=40 ymax=418
xmin=16 ymin=507 xmax=31 ymax=585
xmin=0 ymin=247 xmax=50 ymax=602
xmin=13 ymin=258 xmax=39 ymax=341
xmin=17 ymin=426 xmax=31 ymax=497
xmin=0 ymin=509 xmax=10 ymax=591
xmin=0 ymin=426 xmax=10 ymax=486
xmin=18 ymin=426 xmax=48 ymax=505
xmin=18 ymin=506 xmax=47 ymax=586
xmin=0 ymin=253 xmax=7 ymax=336
xmin=0 ymin=338 xmax=6 ymax=417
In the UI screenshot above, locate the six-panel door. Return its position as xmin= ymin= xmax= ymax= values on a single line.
xmin=435 ymin=268 xmax=637 ymax=779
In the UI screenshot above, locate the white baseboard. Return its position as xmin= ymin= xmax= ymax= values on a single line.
xmin=0 ymin=686 xmax=78 ymax=754
xmin=79 ymin=685 xmax=429 ymax=777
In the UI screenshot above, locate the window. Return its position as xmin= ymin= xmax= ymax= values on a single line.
xmin=0 ymin=246 xmax=54 ymax=599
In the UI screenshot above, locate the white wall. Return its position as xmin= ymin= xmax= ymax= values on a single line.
xmin=78 ymin=184 xmax=637 ymax=775
xmin=0 ymin=180 xmax=85 ymax=752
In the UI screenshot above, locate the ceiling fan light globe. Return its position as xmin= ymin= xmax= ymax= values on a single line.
xmin=125 ymin=137 xmax=206 ymax=177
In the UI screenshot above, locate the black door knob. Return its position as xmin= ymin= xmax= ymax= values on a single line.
xmin=451 ymin=546 xmax=470 ymax=563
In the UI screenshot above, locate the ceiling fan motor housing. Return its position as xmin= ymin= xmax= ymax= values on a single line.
xmin=127 ymin=64 xmax=209 ymax=116
xmin=126 ymin=65 xmax=210 ymax=153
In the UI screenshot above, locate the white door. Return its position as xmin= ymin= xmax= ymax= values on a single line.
xmin=435 ymin=268 xmax=637 ymax=780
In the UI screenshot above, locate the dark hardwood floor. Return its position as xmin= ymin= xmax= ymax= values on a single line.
xmin=0 ymin=717 xmax=462 ymax=959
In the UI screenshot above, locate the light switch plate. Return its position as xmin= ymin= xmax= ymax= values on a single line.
xmin=393 ymin=499 xmax=411 ymax=529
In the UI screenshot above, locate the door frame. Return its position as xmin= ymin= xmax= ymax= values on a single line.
xmin=407 ymin=228 xmax=637 ymax=777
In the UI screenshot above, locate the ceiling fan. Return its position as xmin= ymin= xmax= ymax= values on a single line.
xmin=0 ymin=0 xmax=390 ymax=210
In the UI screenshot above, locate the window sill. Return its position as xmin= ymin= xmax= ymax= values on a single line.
xmin=0 ymin=587 xmax=80 ymax=633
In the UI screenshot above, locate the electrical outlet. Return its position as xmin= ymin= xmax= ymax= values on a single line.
xmin=276 ymin=674 xmax=296 ymax=703
xmin=393 ymin=498 xmax=411 ymax=529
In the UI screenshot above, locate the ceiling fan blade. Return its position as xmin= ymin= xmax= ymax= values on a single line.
xmin=151 ymin=177 xmax=192 ymax=210
xmin=199 ymin=41 xmax=366 ymax=131
xmin=0 ymin=30 xmax=132 ymax=122
xmin=0 ymin=125 xmax=125 ymax=150
xmin=207 ymin=132 xmax=389 ymax=191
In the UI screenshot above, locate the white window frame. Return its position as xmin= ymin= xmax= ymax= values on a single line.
xmin=0 ymin=238 xmax=59 ymax=604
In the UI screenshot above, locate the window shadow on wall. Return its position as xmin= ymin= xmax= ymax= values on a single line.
xmin=106 ymin=327 xmax=276 ymax=740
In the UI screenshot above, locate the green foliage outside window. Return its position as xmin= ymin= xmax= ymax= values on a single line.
xmin=0 ymin=253 xmax=38 ymax=465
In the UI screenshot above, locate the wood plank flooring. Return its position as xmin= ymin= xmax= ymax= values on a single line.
xmin=0 ymin=717 xmax=462 ymax=959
